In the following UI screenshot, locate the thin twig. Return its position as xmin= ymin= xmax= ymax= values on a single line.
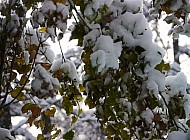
xmin=0 ymin=31 xmax=48 ymax=108
xmin=159 ymin=92 xmax=186 ymax=132
xmin=58 ymin=40 xmax=66 ymax=63
xmin=67 ymin=0 xmax=91 ymax=30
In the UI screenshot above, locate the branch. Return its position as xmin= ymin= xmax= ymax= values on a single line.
xmin=67 ymin=0 xmax=91 ymax=30
xmin=0 ymin=31 xmax=48 ymax=109
xmin=159 ymin=92 xmax=186 ymax=132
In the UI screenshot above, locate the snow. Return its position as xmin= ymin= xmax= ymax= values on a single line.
xmin=90 ymin=35 xmax=122 ymax=72
xmin=125 ymin=0 xmax=143 ymax=13
xmin=56 ymin=20 xmax=67 ymax=32
xmin=50 ymin=58 xmax=62 ymax=72
xmin=24 ymin=51 xmax=30 ymax=65
xmin=166 ymin=72 xmax=187 ymax=96
xmin=50 ymin=56 xmax=80 ymax=83
xmin=56 ymin=3 xmax=69 ymax=19
xmin=41 ymin=0 xmax=56 ymax=15
xmin=39 ymin=45 xmax=55 ymax=63
xmin=168 ymin=131 xmax=188 ymax=140
xmin=141 ymin=108 xmax=154 ymax=124
xmin=0 ymin=128 xmax=15 ymax=140
xmin=83 ymin=29 xmax=101 ymax=46
xmin=62 ymin=60 xmax=80 ymax=83
xmin=84 ymin=0 xmax=113 ymax=17
xmin=32 ymin=64 xmax=60 ymax=94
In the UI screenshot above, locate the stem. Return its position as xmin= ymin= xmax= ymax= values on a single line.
xmin=159 ymin=92 xmax=186 ymax=132
xmin=67 ymin=0 xmax=91 ymax=30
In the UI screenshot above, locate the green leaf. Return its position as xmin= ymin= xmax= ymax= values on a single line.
xmin=63 ymin=130 xmax=74 ymax=140
xmin=62 ymin=97 xmax=73 ymax=115
xmin=107 ymin=125 xmax=115 ymax=135
xmin=85 ymin=95 xmax=96 ymax=109
xmin=155 ymin=60 xmax=170 ymax=72
xmin=78 ymin=108 xmax=82 ymax=116
xmin=37 ymin=134 xmax=44 ymax=140
xmin=186 ymin=119 xmax=190 ymax=128
xmin=23 ymin=0 xmax=43 ymax=10
xmin=70 ymin=24 xmax=86 ymax=46
xmin=121 ymin=130 xmax=130 ymax=139
xmin=135 ymin=46 xmax=145 ymax=55
xmin=79 ymin=84 xmax=85 ymax=92
xmin=51 ymin=129 xmax=61 ymax=139
xmin=128 ymin=53 xmax=138 ymax=64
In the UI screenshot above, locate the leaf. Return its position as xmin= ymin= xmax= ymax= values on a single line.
xmin=155 ymin=60 xmax=170 ymax=72
xmin=70 ymin=24 xmax=86 ymax=46
xmin=20 ymin=75 xmax=29 ymax=85
xmin=17 ymin=64 xmax=32 ymax=74
xmin=107 ymin=125 xmax=115 ymax=135
xmin=44 ymin=107 xmax=56 ymax=117
xmin=186 ymin=119 xmax=190 ymax=128
xmin=161 ymin=5 xmax=173 ymax=14
xmin=23 ymin=0 xmax=43 ymax=9
xmin=78 ymin=108 xmax=82 ymax=116
xmin=39 ymin=27 xmax=47 ymax=33
xmin=79 ymin=84 xmax=85 ymax=92
xmin=51 ymin=129 xmax=61 ymax=139
xmin=63 ymin=130 xmax=74 ymax=140
xmin=10 ymin=71 xmax=17 ymax=81
xmin=128 ymin=53 xmax=138 ymax=64
xmin=53 ymin=0 xmax=66 ymax=4
xmin=62 ymin=97 xmax=73 ymax=115
xmin=11 ymin=87 xmax=26 ymax=101
xmin=37 ymin=134 xmax=44 ymax=140
xmin=34 ymin=120 xmax=45 ymax=130
xmin=153 ymin=114 xmax=161 ymax=122
xmin=121 ymin=130 xmax=130 ymax=139
xmin=135 ymin=46 xmax=145 ymax=55
xmin=22 ymin=103 xmax=41 ymax=126
xmin=85 ymin=95 xmax=95 ymax=109
xmin=71 ymin=116 xmax=77 ymax=125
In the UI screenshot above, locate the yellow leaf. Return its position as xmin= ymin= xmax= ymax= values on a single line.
xmin=39 ymin=27 xmax=47 ymax=33
xmin=79 ymin=84 xmax=85 ymax=92
xmin=11 ymin=87 xmax=26 ymax=101
xmin=44 ymin=107 xmax=56 ymax=117
xmin=20 ymin=75 xmax=29 ymax=85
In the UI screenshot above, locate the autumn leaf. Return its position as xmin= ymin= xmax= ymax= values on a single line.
xmin=44 ymin=107 xmax=56 ymax=117
xmin=22 ymin=103 xmax=41 ymax=126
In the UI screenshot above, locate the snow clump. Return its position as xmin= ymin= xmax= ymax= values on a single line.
xmin=90 ymin=35 xmax=122 ymax=73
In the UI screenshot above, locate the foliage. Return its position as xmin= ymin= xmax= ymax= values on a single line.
xmin=0 ymin=0 xmax=190 ymax=139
